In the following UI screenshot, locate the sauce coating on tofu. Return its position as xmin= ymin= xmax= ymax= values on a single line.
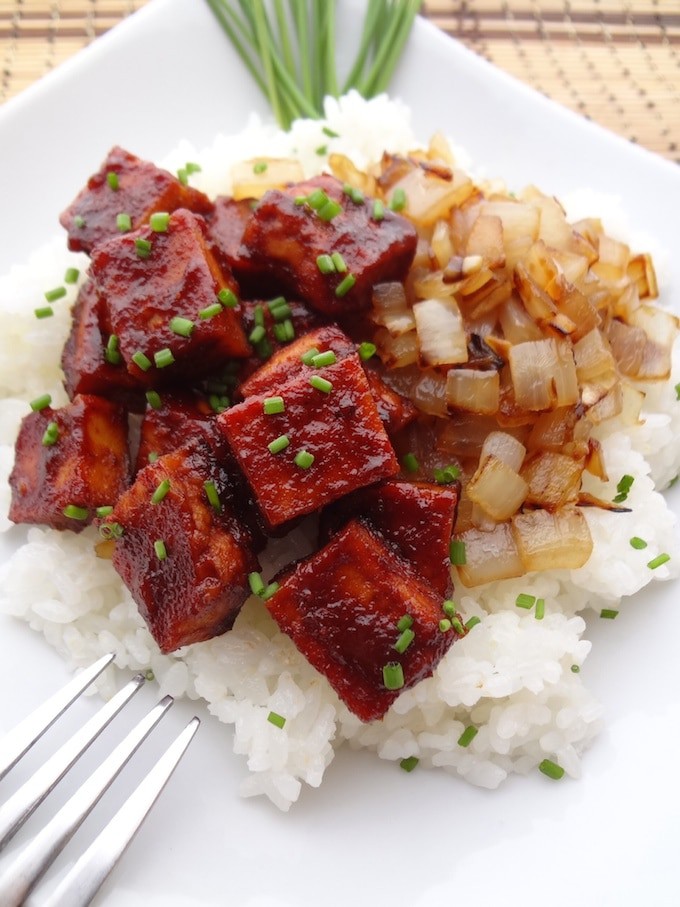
xmin=9 ymin=394 xmax=130 ymax=532
xmin=240 ymin=174 xmax=417 ymax=315
xmin=218 ymin=354 xmax=399 ymax=527
xmin=90 ymin=209 xmax=250 ymax=384
xmin=134 ymin=391 xmax=218 ymax=473
xmin=59 ymin=146 xmax=213 ymax=254
xmin=108 ymin=440 xmax=260 ymax=653
xmin=266 ymin=519 xmax=464 ymax=722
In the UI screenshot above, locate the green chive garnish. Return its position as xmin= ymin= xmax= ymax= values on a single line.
xmin=439 ymin=618 xmax=452 ymax=633
xmin=316 ymin=254 xmax=335 ymax=274
xmin=41 ymin=422 xmax=59 ymax=446
xmin=263 ymin=396 xmax=285 ymax=415
xmin=204 ymin=480 xmax=222 ymax=512
xmin=397 ymin=614 xmax=413 ymax=632
xmin=249 ymin=325 xmax=266 ymax=345
xmin=169 ymin=316 xmax=194 ymax=338
xmin=145 ymin=390 xmax=162 ymax=410
xmin=106 ymin=171 xmax=119 ymax=190
xmin=99 ymin=521 xmax=124 ymax=540
xmin=262 ymin=582 xmax=280 ymax=600
xmin=135 ymin=237 xmax=152 ymax=259
xmin=600 ymin=609 xmax=619 ymax=619
xmin=309 ymin=375 xmax=332 ymax=393
xmin=151 ymin=479 xmax=171 ymax=504
xmin=300 ymin=347 xmax=320 ymax=365
xmin=629 ymin=536 xmax=648 ymax=549
xmin=389 ymin=187 xmax=407 ymax=211
xmin=154 ymin=348 xmax=175 ymax=369
xmin=331 ymin=252 xmax=347 ymax=273
xmin=116 ymin=212 xmax=132 ymax=232
xmin=209 ymin=394 xmax=230 ymax=413
xmin=294 ymin=449 xmax=315 ymax=469
xmin=307 ymin=188 xmax=328 ymax=210
xmin=648 ymin=553 xmax=670 ymax=569
xmin=613 ymin=473 xmax=634 ymax=503
xmin=96 ymin=505 xmax=114 ymax=518
xmin=571 ymin=664 xmax=581 ymax=673
xmin=465 ymin=616 xmax=481 ymax=630
xmin=218 ymin=287 xmax=238 ymax=308
xmin=267 ymin=711 xmax=286 ymax=729
xmin=442 ymin=600 xmax=456 ymax=617
xmin=63 ymin=504 xmax=88 ymax=521
xmin=675 ymin=383 xmax=680 ymax=401
xmin=457 ymin=726 xmax=478 ymax=748
xmin=394 ymin=627 xmax=415 ymax=654
xmin=400 ymin=756 xmax=419 ymax=772
xmin=311 ymin=350 xmax=337 ymax=368
xmin=185 ymin=161 xmax=201 ymax=175
xmin=315 ymin=144 xmax=327 ymax=156
xmin=199 ymin=302 xmax=223 ymax=319
xmin=342 ymin=184 xmax=363 ymax=204
xmin=358 ymin=341 xmax=377 ymax=361
xmin=154 ymin=539 xmax=167 ymax=560
xmin=148 ymin=452 xmax=159 ymax=463
xmin=268 ymin=434 xmax=290 ymax=454
xmin=132 ymin=350 xmax=152 ymax=371
xmin=400 ymin=452 xmax=419 ymax=474
xmin=34 ymin=306 xmax=54 ymax=319
xmin=248 ymin=571 xmax=265 ymax=596
xmin=150 ymin=211 xmax=170 ymax=232
xmin=30 ymin=394 xmax=52 ymax=412
xmin=535 ymin=598 xmax=545 ymax=620
xmin=105 ymin=334 xmax=121 ymax=365
xmin=318 ymin=199 xmax=342 ymax=221
xmin=434 ymin=465 xmax=460 ymax=484
xmin=253 ymin=161 xmax=268 ymax=174
xmin=539 ymin=759 xmax=565 ymax=780
xmin=323 ymin=127 xmax=339 ymax=138
xmin=335 ymin=273 xmax=356 ymax=297
xmin=73 ymin=215 xmax=86 ymax=228
xmin=516 ymin=593 xmax=536 ymax=610
xmin=253 ymin=305 xmax=265 ymax=327
xmin=64 ymin=267 xmax=79 ymax=284
xmin=382 ymin=662 xmax=405 ymax=691
xmin=372 ymin=199 xmax=385 ymax=221
xmin=449 ymin=540 xmax=466 ymax=565
xmin=177 ymin=168 xmax=188 ymax=185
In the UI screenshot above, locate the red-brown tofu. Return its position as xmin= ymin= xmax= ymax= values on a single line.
xmin=108 ymin=440 xmax=260 ymax=653
xmin=363 ymin=367 xmax=418 ymax=437
xmin=240 ymin=174 xmax=417 ymax=316
xmin=9 ymin=394 xmax=130 ymax=532
xmin=90 ymin=209 xmax=250 ymax=385
xmin=61 ymin=280 xmax=144 ymax=407
xmin=321 ymin=479 xmax=459 ymax=597
xmin=266 ymin=519 xmax=463 ymax=722
xmin=134 ymin=391 xmax=219 ymax=473
xmin=204 ymin=196 xmax=277 ymax=297
xmin=218 ymin=354 xmax=399 ymax=527
xmin=59 ymin=146 xmax=213 ymax=255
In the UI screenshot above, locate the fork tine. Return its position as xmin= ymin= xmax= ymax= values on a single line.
xmin=0 ymin=653 xmax=114 ymax=781
xmin=0 ymin=695 xmax=174 ymax=907
xmin=43 ymin=716 xmax=200 ymax=907
xmin=0 ymin=672 xmax=145 ymax=851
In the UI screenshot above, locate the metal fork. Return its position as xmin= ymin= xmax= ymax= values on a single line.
xmin=0 ymin=652 xmax=200 ymax=906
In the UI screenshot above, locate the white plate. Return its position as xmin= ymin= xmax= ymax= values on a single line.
xmin=1 ymin=1 xmax=680 ymax=904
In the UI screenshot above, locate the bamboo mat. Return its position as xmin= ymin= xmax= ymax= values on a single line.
xmin=1 ymin=1 xmax=678 ymax=163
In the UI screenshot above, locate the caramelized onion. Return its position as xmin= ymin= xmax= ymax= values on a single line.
xmin=231 ymin=158 xmax=304 ymax=200
xmin=508 ymin=338 xmax=578 ymax=411
xmin=372 ymin=282 xmax=415 ymax=336
xmin=467 ymin=455 xmax=529 ymax=521
xmin=446 ymin=368 xmax=500 ymax=415
xmin=413 ymin=297 xmax=468 ymax=366
xmin=456 ymin=523 xmax=525 ymax=587
xmin=512 ymin=508 xmax=593 ymax=572
xmin=520 ymin=451 xmax=583 ymax=510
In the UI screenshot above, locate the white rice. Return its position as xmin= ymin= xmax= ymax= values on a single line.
xmin=1 ymin=92 xmax=678 ymax=810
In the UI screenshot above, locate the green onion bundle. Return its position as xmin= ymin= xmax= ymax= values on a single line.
xmin=205 ymin=0 xmax=422 ymax=128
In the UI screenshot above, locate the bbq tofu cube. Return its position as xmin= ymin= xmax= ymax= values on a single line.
xmin=362 ymin=368 xmax=418 ymax=437
xmin=108 ymin=440 xmax=260 ymax=653
xmin=321 ymin=479 xmax=460 ymax=597
xmin=61 ymin=280 xmax=143 ymax=407
xmin=134 ymin=391 xmax=219 ymax=473
xmin=266 ymin=519 xmax=463 ymax=722
xmin=59 ymin=146 xmax=213 ymax=254
xmin=90 ymin=209 xmax=250 ymax=385
xmin=240 ymin=174 xmax=417 ymax=315
xmin=218 ymin=354 xmax=399 ymax=527
xmin=9 ymin=394 xmax=130 ymax=532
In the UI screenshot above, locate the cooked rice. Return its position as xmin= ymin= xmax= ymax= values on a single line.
xmin=1 ymin=93 xmax=678 ymax=810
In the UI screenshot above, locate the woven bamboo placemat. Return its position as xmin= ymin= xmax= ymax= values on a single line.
xmin=1 ymin=1 xmax=678 ymax=163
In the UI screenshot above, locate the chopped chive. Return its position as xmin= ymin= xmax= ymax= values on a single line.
xmin=30 ymin=394 xmax=52 ymax=411
xmin=41 ymin=421 xmax=59 ymax=446
xmin=267 ymin=711 xmax=286 ymax=729
xmin=147 ymin=451 xmax=159 ymax=463
xmin=177 ymin=167 xmax=188 ymax=185
xmin=434 ymin=465 xmax=460 ymax=484
xmin=331 ymin=252 xmax=347 ymax=273
xmin=132 ymin=350 xmax=152 ymax=371
xmin=106 ymin=171 xmax=119 ymax=190
xmin=34 ymin=306 xmax=54 ymax=319
xmin=400 ymin=756 xmax=419 ymax=773
xmin=154 ymin=348 xmax=175 ymax=369
xmin=248 ymin=571 xmax=265 ymax=596
xmin=389 ymin=187 xmax=407 ymax=212
xmin=322 ymin=126 xmax=339 ymax=138
xmin=675 ymin=382 xmax=680 ymax=401
xmin=135 ymin=237 xmax=152 ymax=259
xmin=145 ymin=669 xmax=155 ymax=682
xmin=439 ymin=618 xmax=452 ymax=633
xmin=262 ymin=581 xmax=280 ymax=600
xmin=105 ymin=334 xmax=121 ymax=365
xmin=457 ymin=726 xmax=478 ymax=748
xmin=449 ymin=540 xmax=466 ymax=565
xmin=185 ymin=161 xmax=201 ymax=175
xmin=315 ymin=144 xmax=328 ymax=156
xmin=335 ymin=273 xmax=356 ymax=297
xmin=400 ymin=452 xmax=419 ymax=473
xmin=382 ymin=662 xmax=405 ymax=691
xmin=150 ymin=211 xmax=170 ymax=232
xmin=255 ymin=336 xmax=273 ymax=360
xmin=294 ymin=195 xmax=307 ymax=206
xmin=571 ymin=664 xmax=581 ymax=673
xmin=63 ymin=504 xmax=88 ymax=521
xmin=204 ymin=480 xmax=222 ymax=512
xmin=42 ymin=284 xmax=65 ymax=301
xmin=648 ymin=553 xmax=670 ymax=570
xmin=300 ymin=347 xmax=320 ymax=366
xmin=342 ymin=184 xmax=364 ymax=204
xmin=99 ymin=521 xmax=124 ymax=540
xmin=253 ymin=161 xmax=268 ymax=174
xmin=442 ymin=600 xmax=456 ymax=618
xmin=218 ymin=287 xmax=239 ymax=308
xmin=280 ymin=319 xmax=295 ymax=341
xmin=73 ymin=214 xmax=86 ymax=228
xmin=169 ymin=316 xmax=194 ymax=338
xmin=516 ymin=593 xmax=536 ymax=610
xmin=249 ymin=325 xmax=266 ymax=345
xmin=316 ymin=254 xmax=335 ymax=274
xmin=451 ymin=616 xmax=465 ymax=635
xmin=268 ymin=434 xmax=290 ymax=454
xmin=154 ymin=539 xmax=167 ymax=560
xmin=465 ymin=616 xmax=481 ymax=630
xmin=358 ymin=341 xmax=377 ymax=361
xmin=600 ymin=608 xmax=619 ymax=619
xmin=317 ymin=199 xmax=342 ymax=221
xmin=394 ymin=627 xmax=415 ymax=653
xmin=151 ymin=478 xmax=171 ymax=504
xmin=145 ymin=390 xmax=163 ymax=410
xmin=629 ymin=536 xmax=648 ymax=550
xmin=199 ymin=302 xmax=223 ymax=319
xmin=117 ymin=212 xmax=132 ymax=232
xmin=306 ymin=188 xmax=328 ymax=210
xmin=64 ymin=267 xmax=79 ymax=284
xmin=311 ymin=350 xmax=337 ymax=368
xmin=267 ymin=295 xmax=288 ymax=313
xmin=263 ymin=396 xmax=285 ymax=415
xmin=372 ymin=199 xmax=385 ymax=221
xmin=396 ymin=614 xmax=413 ymax=632
xmin=253 ymin=304 xmax=265 ymax=327
xmin=614 ymin=473 xmax=634 ymax=503
xmin=539 ymin=759 xmax=565 ymax=780
xmin=309 ymin=375 xmax=333 ymax=393
xmin=96 ymin=505 xmax=113 ymax=518
xmin=209 ymin=394 xmax=230 ymax=413
xmin=294 ymin=449 xmax=315 ymax=469
xmin=535 ymin=598 xmax=545 ymax=620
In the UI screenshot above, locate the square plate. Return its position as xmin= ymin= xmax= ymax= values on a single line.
xmin=1 ymin=1 xmax=679 ymax=904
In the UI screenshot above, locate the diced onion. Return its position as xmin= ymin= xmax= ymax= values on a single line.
xmin=511 ymin=507 xmax=593 ymax=572
xmin=456 ymin=523 xmax=525 ymax=587
xmin=467 ymin=454 xmax=529 ymax=521
xmin=446 ymin=368 xmax=500 ymax=415
xmin=390 ymin=167 xmax=475 ymax=226
xmin=413 ymin=297 xmax=468 ymax=366
xmin=231 ymin=158 xmax=305 ymax=200
xmin=572 ymin=328 xmax=617 ymax=384
xmin=480 ymin=431 xmax=526 ymax=471
xmin=372 ymin=282 xmax=415 ymax=336
xmin=520 ymin=451 xmax=583 ymax=510
xmin=508 ymin=338 xmax=579 ymax=411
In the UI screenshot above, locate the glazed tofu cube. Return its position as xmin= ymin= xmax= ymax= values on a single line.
xmin=321 ymin=479 xmax=459 ymax=597
xmin=218 ymin=354 xmax=399 ymax=527
xmin=362 ymin=367 xmax=418 ymax=437
xmin=9 ymin=394 xmax=130 ymax=532
xmin=90 ymin=209 xmax=250 ymax=385
xmin=240 ymin=174 xmax=417 ymax=315
xmin=59 ymin=146 xmax=213 ymax=254
xmin=61 ymin=280 xmax=143 ymax=407
xmin=204 ymin=196 xmax=276 ymax=297
xmin=108 ymin=440 xmax=260 ymax=653
xmin=134 ymin=391 xmax=219 ymax=473
xmin=266 ymin=519 xmax=463 ymax=722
